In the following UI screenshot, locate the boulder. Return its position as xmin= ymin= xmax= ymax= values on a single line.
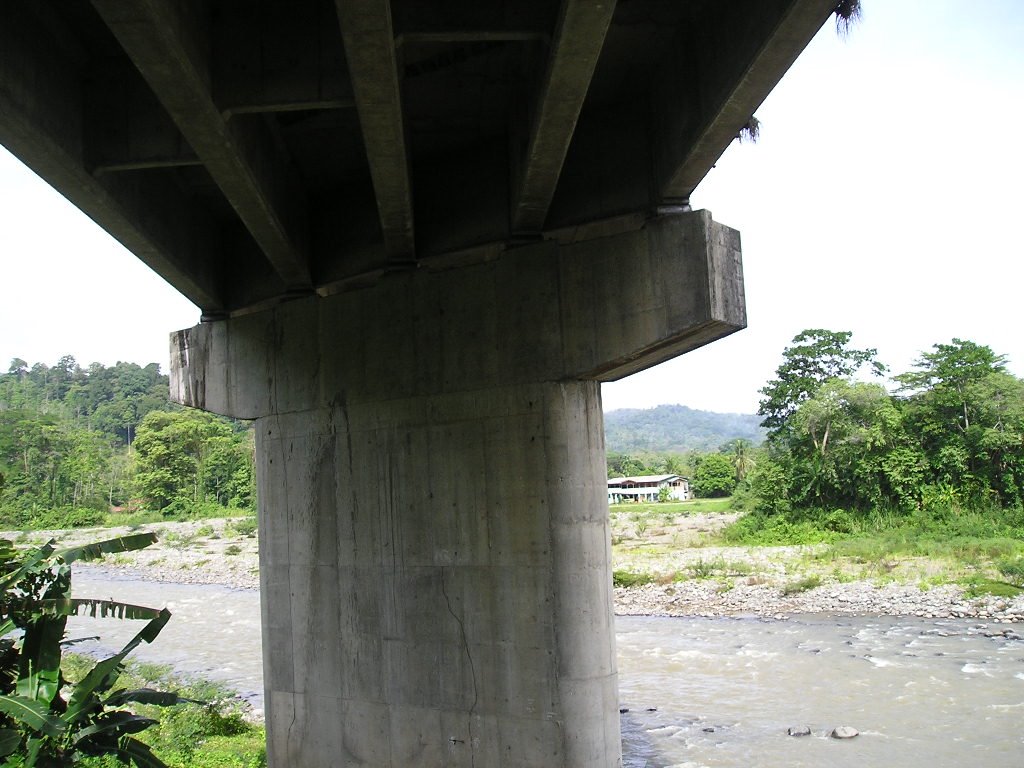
xmin=787 ymin=726 xmax=811 ymax=737
xmin=831 ymin=726 xmax=859 ymax=739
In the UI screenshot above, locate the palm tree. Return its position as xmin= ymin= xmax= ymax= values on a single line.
xmin=724 ymin=439 xmax=756 ymax=484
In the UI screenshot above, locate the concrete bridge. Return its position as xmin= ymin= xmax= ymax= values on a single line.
xmin=0 ymin=1 xmax=839 ymax=764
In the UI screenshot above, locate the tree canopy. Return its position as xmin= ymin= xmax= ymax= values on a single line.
xmin=0 ymin=358 xmax=254 ymax=528
xmin=754 ymin=331 xmax=1024 ymax=515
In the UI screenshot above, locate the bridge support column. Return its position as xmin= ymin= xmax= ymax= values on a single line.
xmin=170 ymin=211 xmax=744 ymax=767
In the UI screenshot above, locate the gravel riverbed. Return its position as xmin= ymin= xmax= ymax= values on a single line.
xmin=11 ymin=516 xmax=1024 ymax=624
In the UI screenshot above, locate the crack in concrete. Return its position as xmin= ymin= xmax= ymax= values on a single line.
xmin=441 ymin=567 xmax=478 ymax=768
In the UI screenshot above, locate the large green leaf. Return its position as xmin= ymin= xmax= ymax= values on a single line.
xmin=58 ymin=533 xmax=157 ymax=564
xmin=75 ymin=711 xmax=158 ymax=741
xmin=64 ymin=608 xmax=171 ymax=722
xmin=115 ymin=736 xmax=169 ymax=768
xmin=0 ymin=542 xmax=56 ymax=593
xmin=104 ymin=688 xmax=204 ymax=708
xmin=16 ymin=613 xmax=66 ymax=704
xmin=0 ymin=540 xmax=16 ymax=567
xmin=0 ymin=695 xmax=66 ymax=737
xmin=0 ymin=728 xmax=21 ymax=757
xmin=8 ymin=598 xmax=163 ymax=621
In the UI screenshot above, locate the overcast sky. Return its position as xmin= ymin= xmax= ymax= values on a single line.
xmin=2 ymin=2 xmax=1022 ymax=415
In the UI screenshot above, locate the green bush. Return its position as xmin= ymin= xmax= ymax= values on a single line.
xmin=782 ymin=575 xmax=821 ymax=595
xmin=612 ymin=570 xmax=653 ymax=588
xmin=996 ymin=557 xmax=1024 ymax=586
xmin=66 ymin=659 xmax=267 ymax=768
xmin=227 ymin=518 xmax=258 ymax=538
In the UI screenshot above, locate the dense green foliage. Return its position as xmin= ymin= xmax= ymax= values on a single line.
xmin=756 ymin=329 xmax=885 ymax=441
xmin=0 ymin=359 xmax=254 ymax=529
xmin=0 ymin=533 xmax=182 ymax=766
xmin=748 ymin=331 xmax=1024 ymax=520
xmin=61 ymin=660 xmax=265 ymax=768
xmin=690 ymin=453 xmax=736 ymax=498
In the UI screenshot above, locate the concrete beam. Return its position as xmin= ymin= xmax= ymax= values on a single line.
xmin=335 ymin=0 xmax=416 ymax=262
xmin=171 ymin=210 xmax=742 ymax=419
xmin=654 ymin=0 xmax=836 ymax=201
xmin=92 ymin=0 xmax=313 ymax=290
xmin=512 ymin=0 xmax=616 ymax=235
xmin=0 ymin=2 xmax=222 ymax=311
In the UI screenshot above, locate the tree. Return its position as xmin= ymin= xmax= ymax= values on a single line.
xmin=691 ymin=453 xmax=736 ymax=498
xmin=133 ymin=410 xmax=254 ymax=514
xmin=786 ymin=379 xmax=911 ymax=510
xmin=758 ymin=329 xmax=885 ymax=440
xmin=896 ymin=339 xmax=1006 ymax=433
xmin=897 ymin=341 xmax=1023 ymax=505
xmin=721 ymin=439 xmax=755 ymax=483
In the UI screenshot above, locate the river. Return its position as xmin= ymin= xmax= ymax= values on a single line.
xmin=70 ymin=568 xmax=1024 ymax=767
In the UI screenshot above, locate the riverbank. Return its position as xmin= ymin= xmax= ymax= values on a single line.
xmin=8 ymin=512 xmax=1024 ymax=623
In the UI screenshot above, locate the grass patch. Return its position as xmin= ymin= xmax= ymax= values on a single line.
xmin=960 ymin=576 xmax=1023 ymax=599
xmin=227 ymin=517 xmax=258 ymax=538
xmin=162 ymin=530 xmax=199 ymax=550
xmin=611 ymin=497 xmax=734 ymax=519
xmin=613 ymin=569 xmax=654 ymax=588
xmin=60 ymin=656 xmax=266 ymax=768
xmin=782 ymin=575 xmax=821 ymax=595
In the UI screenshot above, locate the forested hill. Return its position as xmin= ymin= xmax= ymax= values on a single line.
xmin=604 ymin=404 xmax=764 ymax=454
xmin=0 ymin=357 xmax=254 ymax=529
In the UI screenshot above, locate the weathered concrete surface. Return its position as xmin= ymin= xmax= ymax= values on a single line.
xmin=171 ymin=211 xmax=743 ymax=767
xmin=171 ymin=211 xmax=743 ymax=417
xmin=256 ymin=383 xmax=615 ymax=766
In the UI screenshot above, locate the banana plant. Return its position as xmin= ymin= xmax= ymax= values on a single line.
xmin=0 ymin=533 xmax=194 ymax=766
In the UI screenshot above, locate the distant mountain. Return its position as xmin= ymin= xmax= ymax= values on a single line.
xmin=604 ymin=404 xmax=765 ymax=454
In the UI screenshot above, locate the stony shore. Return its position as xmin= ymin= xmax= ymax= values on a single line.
xmin=10 ymin=515 xmax=1024 ymax=624
xmin=615 ymin=580 xmax=1024 ymax=624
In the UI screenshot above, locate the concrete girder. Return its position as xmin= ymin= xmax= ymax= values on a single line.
xmin=335 ymin=0 xmax=416 ymax=263
xmin=511 ymin=0 xmax=616 ymax=235
xmin=654 ymin=0 xmax=837 ymax=203
xmin=92 ymin=0 xmax=313 ymax=291
xmin=0 ymin=2 xmax=222 ymax=311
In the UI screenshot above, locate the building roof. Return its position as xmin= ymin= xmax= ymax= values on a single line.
xmin=607 ymin=474 xmax=685 ymax=486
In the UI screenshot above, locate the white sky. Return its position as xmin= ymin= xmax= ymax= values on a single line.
xmin=1 ymin=2 xmax=1022 ymax=415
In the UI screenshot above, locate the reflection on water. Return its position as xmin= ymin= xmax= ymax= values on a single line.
xmin=71 ymin=568 xmax=1024 ymax=766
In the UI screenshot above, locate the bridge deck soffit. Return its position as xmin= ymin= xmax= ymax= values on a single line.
xmin=0 ymin=0 xmax=838 ymax=316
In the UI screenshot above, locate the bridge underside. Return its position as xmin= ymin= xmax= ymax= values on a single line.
xmin=0 ymin=1 xmax=837 ymax=765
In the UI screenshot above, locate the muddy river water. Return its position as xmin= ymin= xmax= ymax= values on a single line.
xmin=71 ymin=568 xmax=1023 ymax=767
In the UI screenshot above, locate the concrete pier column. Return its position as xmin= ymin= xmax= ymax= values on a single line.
xmin=170 ymin=211 xmax=745 ymax=767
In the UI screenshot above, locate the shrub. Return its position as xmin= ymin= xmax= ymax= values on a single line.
xmin=227 ymin=518 xmax=258 ymax=538
xmin=782 ymin=575 xmax=821 ymax=595
xmin=612 ymin=570 xmax=653 ymax=588
xmin=997 ymin=557 xmax=1024 ymax=586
